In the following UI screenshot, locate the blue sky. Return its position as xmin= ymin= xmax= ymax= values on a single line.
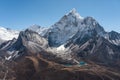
xmin=0 ymin=0 xmax=120 ymax=32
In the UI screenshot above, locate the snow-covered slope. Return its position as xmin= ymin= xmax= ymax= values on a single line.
xmin=0 ymin=27 xmax=19 ymax=41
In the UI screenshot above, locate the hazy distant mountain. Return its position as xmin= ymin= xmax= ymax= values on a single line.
xmin=28 ymin=24 xmax=49 ymax=36
xmin=0 ymin=27 xmax=19 ymax=44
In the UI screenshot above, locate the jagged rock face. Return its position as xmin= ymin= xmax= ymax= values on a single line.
xmin=4 ymin=29 xmax=49 ymax=59
xmin=0 ymin=38 xmax=17 ymax=50
xmin=66 ymin=35 xmax=120 ymax=67
xmin=0 ymin=38 xmax=17 ymax=59
xmin=18 ymin=29 xmax=48 ymax=48
xmin=105 ymin=31 xmax=120 ymax=45
xmin=90 ymin=38 xmax=120 ymax=66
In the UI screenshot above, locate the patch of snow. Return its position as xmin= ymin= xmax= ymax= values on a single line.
xmin=5 ymin=56 xmax=12 ymax=60
xmin=57 ymin=44 xmax=65 ymax=51
xmin=7 ymin=51 xmax=15 ymax=55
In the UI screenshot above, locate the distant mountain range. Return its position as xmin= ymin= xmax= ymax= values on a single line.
xmin=0 ymin=9 xmax=120 ymax=80
xmin=0 ymin=27 xmax=19 ymax=44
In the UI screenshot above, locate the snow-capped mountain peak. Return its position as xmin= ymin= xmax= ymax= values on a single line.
xmin=70 ymin=8 xmax=76 ymax=13
xmin=66 ymin=8 xmax=84 ymax=19
xmin=46 ymin=9 xmax=105 ymax=47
